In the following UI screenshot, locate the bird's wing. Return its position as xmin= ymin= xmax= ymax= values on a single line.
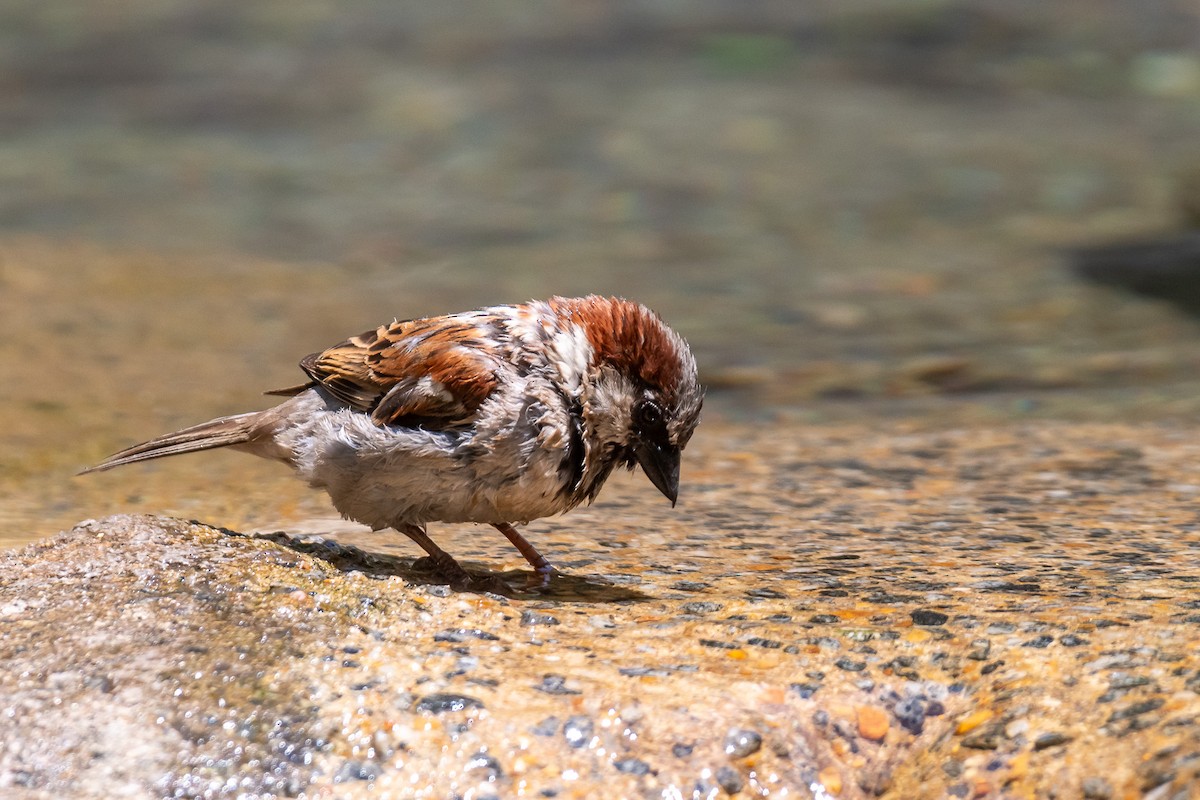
xmin=297 ymin=316 xmax=502 ymax=428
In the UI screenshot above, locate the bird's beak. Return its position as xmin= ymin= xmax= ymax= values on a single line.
xmin=636 ymin=441 xmax=680 ymax=506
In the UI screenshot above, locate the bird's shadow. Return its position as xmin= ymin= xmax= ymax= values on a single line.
xmin=245 ymin=529 xmax=651 ymax=602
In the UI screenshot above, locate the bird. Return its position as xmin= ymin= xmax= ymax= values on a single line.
xmin=82 ymin=295 xmax=704 ymax=589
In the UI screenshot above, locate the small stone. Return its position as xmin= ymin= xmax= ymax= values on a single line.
xmin=619 ymin=666 xmax=669 ymax=677
xmin=789 ymin=682 xmax=820 ymax=699
xmin=816 ymin=766 xmax=843 ymax=795
xmin=531 ymin=716 xmax=560 ymax=737
xmin=857 ymin=705 xmax=889 ymax=741
xmin=956 ymin=709 xmax=994 ymax=735
xmin=619 ymin=704 xmax=645 ymax=724
xmin=746 ymin=636 xmax=782 ymax=649
xmin=834 ymin=657 xmax=866 ymax=672
xmin=966 ymin=639 xmax=991 ymax=660
xmin=672 ymin=743 xmax=694 ymax=758
xmin=715 ymin=765 xmax=743 ymax=794
xmin=414 ymin=693 xmax=484 ymax=714
xmin=681 ymin=601 xmax=723 ymax=615
xmin=809 ymin=614 xmax=839 ymax=624
xmin=1107 ymin=698 xmax=1164 ymax=723
xmin=1082 ymin=776 xmax=1113 ymax=799
xmin=521 ymin=610 xmax=560 ymax=626
xmin=893 ymin=697 xmax=927 ymax=735
xmin=723 ymin=728 xmax=763 ymax=758
xmin=1033 ymin=732 xmax=1069 ymax=750
xmin=466 ymin=751 xmax=504 ymax=780
xmin=910 ymin=609 xmax=949 ymax=626
xmin=434 ymin=628 xmax=500 ymax=642
xmin=613 ymin=758 xmax=651 ymax=775
xmin=334 ymin=760 xmax=381 ymax=783
xmin=1005 ymin=718 xmax=1030 ymax=738
xmin=535 ymin=674 xmax=580 ymax=695
xmin=699 ymin=639 xmax=739 ymax=650
xmin=563 ymin=716 xmax=594 ymax=748
xmin=961 ymin=726 xmax=1002 ymax=750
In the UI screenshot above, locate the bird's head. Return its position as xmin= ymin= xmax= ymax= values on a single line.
xmin=549 ymin=296 xmax=704 ymax=505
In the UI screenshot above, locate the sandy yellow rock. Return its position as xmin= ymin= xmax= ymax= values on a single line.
xmin=817 ymin=766 xmax=843 ymax=795
xmin=856 ymin=705 xmax=890 ymax=742
xmin=956 ymin=709 xmax=994 ymax=735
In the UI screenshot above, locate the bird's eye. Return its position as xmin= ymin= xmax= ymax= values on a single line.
xmin=634 ymin=399 xmax=664 ymax=430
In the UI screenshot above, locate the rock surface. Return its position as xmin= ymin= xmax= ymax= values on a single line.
xmin=3 ymin=422 xmax=1200 ymax=798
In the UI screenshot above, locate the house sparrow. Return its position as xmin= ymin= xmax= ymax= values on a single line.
xmin=83 ymin=296 xmax=704 ymax=589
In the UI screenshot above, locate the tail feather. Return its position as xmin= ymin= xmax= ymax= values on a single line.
xmin=79 ymin=412 xmax=261 ymax=475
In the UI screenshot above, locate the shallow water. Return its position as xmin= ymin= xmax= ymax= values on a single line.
xmin=4 ymin=2 xmax=1200 ymax=548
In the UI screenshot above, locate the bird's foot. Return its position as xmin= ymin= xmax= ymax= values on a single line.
xmin=410 ymin=555 xmax=514 ymax=595
xmin=524 ymin=565 xmax=557 ymax=592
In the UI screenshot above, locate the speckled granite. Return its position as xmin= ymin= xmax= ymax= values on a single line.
xmin=1 ymin=422 xmax=1198 ymax=799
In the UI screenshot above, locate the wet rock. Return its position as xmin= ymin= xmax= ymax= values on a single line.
xmin=7 ymin=413 xmax=1200 ymax=798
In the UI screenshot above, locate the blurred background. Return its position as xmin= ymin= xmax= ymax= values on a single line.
xmin=4 ymin=0 xmax=1200 ymax=547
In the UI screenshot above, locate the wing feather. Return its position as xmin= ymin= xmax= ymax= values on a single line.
xmin=298 ymin=316 xmax=502 ymax=427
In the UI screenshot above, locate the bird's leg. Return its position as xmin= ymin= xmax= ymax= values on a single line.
xmin=396 ymin=523 xmax=471 ymax=583
xmin=492 ymin=522 xmax=555 ymax=588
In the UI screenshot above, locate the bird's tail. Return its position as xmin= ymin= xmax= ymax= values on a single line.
xmin=79 ymin=411 xmax=264 ymax=475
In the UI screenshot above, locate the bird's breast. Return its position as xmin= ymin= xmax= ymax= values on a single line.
xmin=276 ymin=382 xmax=593 ymax=528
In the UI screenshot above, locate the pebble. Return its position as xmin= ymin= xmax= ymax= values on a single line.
xmin=562 ymin=716 xmax=594 ymax=749
xmin=856 ymin=705 xmax=889 ymax=741
xmin=956 ymin=709 xmax=994 ymax=735
xmin=530 ymin=716 xmax=559 ymax=737
xmin=466 ymin=751 xmax=504 ymax=780
xmin=520 ymin=610 xmax=560 ymax=627
xmin=414 ymin=693 xmax=484 ymax=714
xmin=613 ymin=758 xmax=650 ymax=775
xmin=535 ymin=674 xmax=580 ymax=695
xmin=723 ymin=728 xmax=763 ymax=758
xmin=1033 ymin=732 xmax=1069 ymax=750
xmin=433 ymin=628 xmax=500 ymax=642
xmin=892 ymin=697 xmax=927 ymax=735
xmin=681 ymin=601 xmax=723 ymax=615
xmin=715 ymin=765 xmax=743 ymax=794
xmin=334 ymin=760 xmax=381 ymax=783
xmin=910 ymin=609 xmax=949 ymax=626
xmin=1082 ymin=776 xmax=1113 ymax=799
